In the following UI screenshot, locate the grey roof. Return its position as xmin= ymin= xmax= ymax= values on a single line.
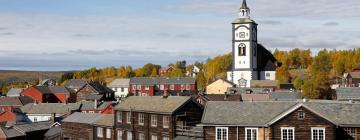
xmin=62 ymin=112 xmax=104 ymax=124
xmin=44 ymin=126 xmax=62 ymax=138
xmin=0 ymin=96 xmax=34 ymax=106
xmin=130 ymin=77 xmax=196 ymax=85
xmin=78 ymin=101 xmax=113 ymax=111
xmin=93 ymin=114 xmax=114 ymax=127
xmin=85 ymin=94 xmax=103 ymax=100
xmin=14 ymin=121 xmax=51 ymax=133
xmin=240 ymin=0 xmax=249 ymax=9
xmin=226 ymin=87 xmax=271 ymax=94
xmin=350 ymin=72 xmax=360 ymax=79
xmin=336 ymin=87 xmax=360 ymax=100
xmin=0 ymin=127 xmax=25 ymax=138
xmin=202 ymin=101 xmax=360 ymax=127
xmin=20 ymin=103 xmax=81 ymax=114
xmin=6 ymin=88 xmax=23 ymax=97
xmin=232 ymin=18 xmax=256 ymax=24
xmin=32 ymin=86 xmax=71 ymax=95
xmin=250 ymin=80 xmax=277 ymax=88
xmin=115 ymin=96 xmax=191 ymax=114
xmin=270 ymin=92 xmax=302 ymax=101
xmin=64 ymin=79 xmax=89 ymax=89
xmin=108 ymin=79 xmax=130 ymax=88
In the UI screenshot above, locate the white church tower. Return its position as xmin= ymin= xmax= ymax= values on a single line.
xmin=227 ymin=0 xmax=261 ymax=87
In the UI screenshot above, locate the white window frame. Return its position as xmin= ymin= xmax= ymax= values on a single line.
xmin=117 ymin=111 xmax=122 ymax=123
xmin=145 ymin=86 xmax=150 ymax=90
xmin=151 ymin=115 xmax=157 ymax=127
xmin=186 ymin=84 xmax=190 ymax=90
xmin=215 ymin=127 xmax=228 ymax=140
xmin=298 ymin=111 xmax=305 ymax=120
xmin=181 ymin=84 xmax=185 ymax=90
xmin=132 ymin=85 xmax=136 ymax=90
xmin=163 ymin=116 xmax=170 ymax=128
xmin=170 ymin=84 xmax=175 ymax=90
xmin=139 ymin=133 xmax=145 ymax=140
xmin=34 ymin=117 xmax=38 ymax=122
xmin=127 ymin=131 xmax=133 ymax=140
xmin=311 ymin=127 xmax=325 ymax=140
xmin=245 ymin=127 xmax=258 ymax=140
xmin=160 ymin=85 xmax=164 ymax=90
xmin=97 ymin=127 xmax=103 ymax=138
xmin=106 ymin=128 xmax=111 ymax=138
xmin=281 ymin=127 xmax=295 ymax=140
xmin=162 ymin=136 xmax=170 ymax=140
xmin=117 ymin=130 xmax=123 ymax=140
xmin=343 ymin=128 xmax=356 ymax=138
xmin=151 ymin=135 xmax=158 ymax=140
xmin=138 ymin=113 xmax=144 ymax=125
xmin=127 ymin=112 xmax=131 ymax=124
xmin=137 ymin=85 xmax=141 ymax=90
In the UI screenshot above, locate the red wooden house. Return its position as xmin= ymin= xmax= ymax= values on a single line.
xmin=21 ymin=86 xmax=73 ymax=103
xmin=129 ymin=77 xmax=197 ymax=96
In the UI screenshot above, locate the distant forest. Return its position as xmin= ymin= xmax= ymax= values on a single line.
xmin=1 ymin=48 xmax=360 ymax=99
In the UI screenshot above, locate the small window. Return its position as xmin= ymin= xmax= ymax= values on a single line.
xmin=138 ymin=113 xmax=144 ymax=125
xmin=281 ymin=127 xmax=294 ymax=140
xmin=151 ymin=135 xmax=158 ymax=140
xmin=127 ymin=132 xmax=133 ymax=140
xmin=151 ymin=115 xmax=157 ymax=127
xmin=181 ymin=84 xmax=185 ymax=90
xmin=121 ymin=87 xmax=124 ymax=92
xmin=238 ymin=43 xmax=246 ymax=56
xmin=163 ymin=116 xmax=170 ymax=128
xmin=343 ymin=128 xmax=355 ymax=139
xmin=137 ymin=85 xmax=141 ymax=90
xmin=117 ymin=111 xmax=122 ymax=123
xmin=245 ymin=128 xmax=257 ymax=140
xmin=34 ymin=117 xmax=37 ymax=122
xmin=298 ymin=111 xmax=305 ymax=120
xmin=145 ymin=86 xmax=149 ymax=90
xmin=216 ymin=127 xmax=228 ymax=140
xmin=97 ymin=127 xmax=103 ymax=138
xmin=132 ymin=85 xmax=136 ymax=90
xmin=117 ymin=130 xmax=123 ymax=140
xmin=186 ymin=84 xmax=191 ymax=90
xmin=311 ymin=128 xmax=325 ymax=140
xmin=160 ymin=85 xmax=164 ymax=90
xmin=127 ymin=112 xmax=131 ymax=124
xmin=170 ymin=85 xmax=175 ymax=90
xmin=163 ymin=136 xmax=170 ymax=140
xmin=139 ymin=133 xmax=145 ymax=140
xmin=106 ymin=128 xmax=111 ymax=138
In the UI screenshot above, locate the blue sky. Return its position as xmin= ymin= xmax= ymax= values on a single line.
xmin=0 ymin=0 xmax=359 ymax=71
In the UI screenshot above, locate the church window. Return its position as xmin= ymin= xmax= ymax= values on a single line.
xmin=238 ymin=43 xmax=246 ymax=56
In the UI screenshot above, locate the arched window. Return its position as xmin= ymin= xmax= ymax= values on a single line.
xmin=238 ymin=43 xmax=246 ymax=56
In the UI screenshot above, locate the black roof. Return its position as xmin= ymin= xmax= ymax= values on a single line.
xmin=256 ymin=44 xmax=278 ymax=71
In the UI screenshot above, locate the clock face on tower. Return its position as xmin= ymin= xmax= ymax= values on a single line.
xmin=235 ymin=26 xmax=250 ymax=40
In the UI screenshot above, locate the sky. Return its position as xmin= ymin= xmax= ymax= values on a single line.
xmin=0 ymin=0 xmax=359 ymax=71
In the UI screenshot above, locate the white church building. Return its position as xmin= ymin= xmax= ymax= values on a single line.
xmin=227 ymin=0 xmax=280 ymax=87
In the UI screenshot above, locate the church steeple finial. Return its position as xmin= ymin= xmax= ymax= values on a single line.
xmin=239 ymin=0 xmax=250 ymax=18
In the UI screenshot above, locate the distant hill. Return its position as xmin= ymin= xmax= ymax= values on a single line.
xmin=0 ymin=70 xmax=66 ymax=86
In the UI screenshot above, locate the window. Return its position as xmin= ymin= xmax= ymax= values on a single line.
xmin=311 ymin=128 xmax=325 ymax=140
xmin=127 ymin=112 xmax=131 ymax=124
xmin=132 ymin=85 xmax=136 ymax=90
xmin=139 ymin=133 xmax=145 ymax=140
xmin=216 ymin=127 xmax=228 ymax=140
xmin=245 ymin=128 xmax=258 ymax=140
xmin=186 ymin=84 xmax=191 ymax=90
xmin=121 ymin=87 xmax=124 ymax=92
xmin=89 ymin=111 xmax=94 ymax=113
xmin=127 ymin=132 xmax=133 ymax=140
xmin=170 ymin=85 xmax=175 ymax=90
xmin=106 ymin=128 xmax=111 ymax=138
xmin=180 ymin=84 xmax=185 ymax=90
xmin=151 ymin=135 xmax=158 ymax=140
xmin=160 ymin=85 xmax=164 ymax=90
xmin=151 ymin=115 xmax=157 ymax=127
xmin=145 ymin=86 xmax=149 ymax=90
xmin=298 ymin=111 xmax=305 ymax=120
xmin=97 ymin=127 xmax=103 ymax=138
xmin=137 ymin=85 xmax=141 ymax=90
xmin=163 ymin=137 xmax=170 ymax=140
xmin=343 ymin=128 xmax=355 ymax=139
xmin=238 ymin=43 xmax=246 ymax=56
xmin=281 ymin=127 xmax=294 ymax=140
xmin=117 ymin=111 xmax=122 ymax=122
xmin=163 ymin=116 xmax=170 ymax=128
xmin=34 ymin=117 xmax=37 ymax=122
xmin=117 ymin=130 xmax=123 ymax=140
xmin=197 ymin=98 xmax=203 ymax=105
xmin=138 ymin=113 xmax=144 ymax=125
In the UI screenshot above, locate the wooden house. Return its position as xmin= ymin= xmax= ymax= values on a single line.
xmin=114 ymin=96 xmax=203 ymax=140
xmin=201 ymin=100 xmax=360 ymax=140
xmin=21 ymin=86 xmax=72 ymax=103
xmin=64 ymin=79 xmax=115 ymax=102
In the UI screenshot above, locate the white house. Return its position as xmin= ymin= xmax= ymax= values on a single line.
xmin=107 ymin=79 xmax=130 ymax=98
xmin=227 ymin=0 xmax=279 ymax=87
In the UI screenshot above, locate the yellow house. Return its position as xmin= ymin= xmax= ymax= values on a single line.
xmin=206 ymin=79 xmax=235 ymax=94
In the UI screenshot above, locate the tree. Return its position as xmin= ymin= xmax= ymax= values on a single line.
xmin=196 ymin=71 xmax=207 ymax=92
xmin=292 ymin=76 xmax=303 ymax=90
xmin=150 ymin=68 xmax=158 ymax=77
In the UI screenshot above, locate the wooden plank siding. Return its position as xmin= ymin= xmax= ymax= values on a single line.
xmin=62 ymin=122 xmax=94 ymax=140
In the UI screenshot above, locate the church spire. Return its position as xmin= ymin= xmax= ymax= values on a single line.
xmin=239 ymin=0 xmax=250 ymax=18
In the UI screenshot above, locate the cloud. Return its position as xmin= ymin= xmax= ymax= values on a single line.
xmin=73 ymin=33 xmax=92 ymax=38
xmin=175 ymin=33 xmax=192 ymax=38
xmin=323 ymin=22 xmax=339 ymax=26
xmin=259 ymin=20 xmax=283 ymax=25
xmin=0 ymin=32 xmax=15 ymax=36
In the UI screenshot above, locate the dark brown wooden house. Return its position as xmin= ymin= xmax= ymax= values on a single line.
xmin=201 ymin=101 xmax=360 ymax=140
xmin=114 ymin=96 xmax=203 ymax=140
xmin=64 ymin=79 xmax=115 ymax=102
xmin=61 ymin=112 xmax=114 ymax=140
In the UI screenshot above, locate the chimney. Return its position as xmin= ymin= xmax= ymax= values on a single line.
xmin=163 ymin=90 xmax=169 ymax=98
xmin=94 ymin=99 xmax=98 ymax=109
